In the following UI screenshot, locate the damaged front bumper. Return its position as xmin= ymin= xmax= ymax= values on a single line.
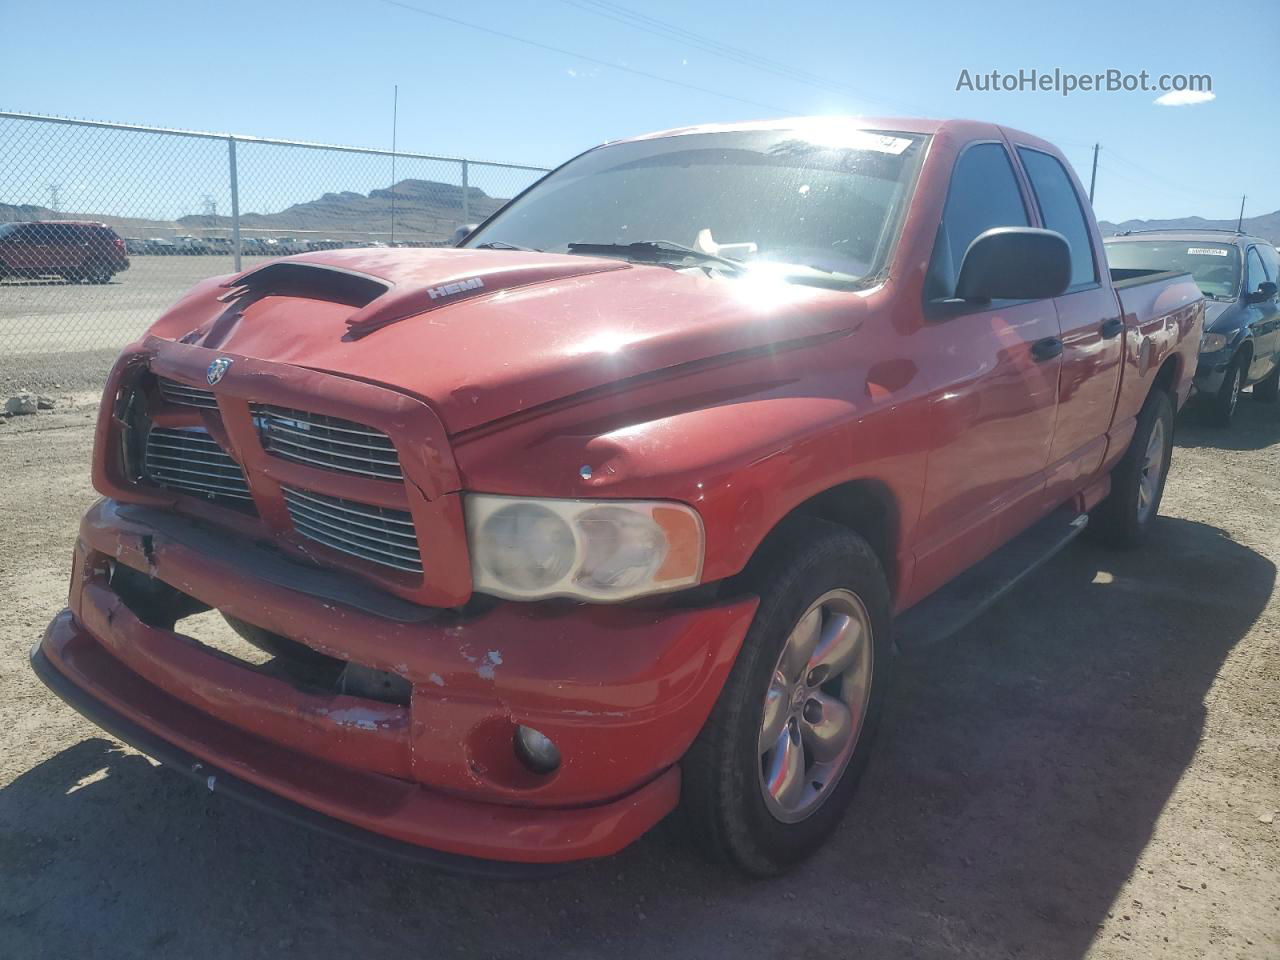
xmin=32 ymin=498 xmax=758 ymax=870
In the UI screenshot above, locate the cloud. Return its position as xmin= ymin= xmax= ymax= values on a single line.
xmin=1154 ymin=89 xmax=1216 ymax=107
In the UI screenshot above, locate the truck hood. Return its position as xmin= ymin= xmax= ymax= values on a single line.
xmin=152 ymin=248 xmax=865 ymax=434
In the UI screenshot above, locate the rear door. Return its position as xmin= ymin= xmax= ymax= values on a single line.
xmin=911 ymin=141 xmax=1064 ymax=600
xmin=1015 ymin=146 xmax=1123 ymax=499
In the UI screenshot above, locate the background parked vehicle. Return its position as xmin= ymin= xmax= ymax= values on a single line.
xmin=272 ymin=236 xmax=308 ymax=254
xmin=172 ymin=235 xmax=210 ymax=255
xmin=144 ymin=237 xmax=177 ymax=255
xmin=122 ymin=237 xmax=149 ymax=255
xmin=0 ymin=220 xmax=129 ymax=283
xmin=1106 ymin=230 xmax=1280 ymax=425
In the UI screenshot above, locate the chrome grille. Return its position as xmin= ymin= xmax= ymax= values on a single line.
xmin=157 ymin=377 xmax=218 ymax=409
xmin=144 ymin=427 xmax=254 ymax=505
xmin=282 ymin=486 xmax=421 ymax=573
xmin=254 ymin=405 xmax=402 ymax=481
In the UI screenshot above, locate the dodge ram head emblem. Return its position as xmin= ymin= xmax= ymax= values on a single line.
xmin=206 ymin=357 xmax=233 ymax=385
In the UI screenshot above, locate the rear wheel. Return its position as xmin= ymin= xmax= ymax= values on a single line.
xmin=1253 ymin=362 xmax=1279 ymax=403
xmin=678 ymin=518 xmax=892 ymax=876
xmin=1211 ymin=353 xmax=1245 ymax=425
xmin=1088 ymin=387 xmax=1174 ymax=548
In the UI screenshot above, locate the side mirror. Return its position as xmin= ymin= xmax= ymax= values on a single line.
xmin=954 ymin=227 xmax=1072 ymax=302
xmin=452 ymin=224 xmax=478 ymax=247
xmin=1246 ymin=280 xmax=1278 ymax=304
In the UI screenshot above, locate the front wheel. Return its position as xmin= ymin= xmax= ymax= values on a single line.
xmin=1211 ymin=354 xmax=1245 ymax=425
xmin=678 ymin=518 xmax=892 ymax=876
xmin=1088 ymin=388 xmax=1174 ymax=548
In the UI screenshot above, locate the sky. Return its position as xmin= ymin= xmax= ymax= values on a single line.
xmin=2 ymin=0 xmax=1275 ymax=224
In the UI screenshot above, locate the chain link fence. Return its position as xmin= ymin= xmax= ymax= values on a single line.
xmin=0 ymin=111 xmax=548 ymax=387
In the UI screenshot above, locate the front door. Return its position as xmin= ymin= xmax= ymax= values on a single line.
xmin=1245 ymin=246 xmax=1280 ymax=383
xmin=911 ymin=141 xmax=1062 ymax=602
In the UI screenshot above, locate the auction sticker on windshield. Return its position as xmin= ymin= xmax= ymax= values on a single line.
xmin=1187 ymin=247 xmax=1230 ymax=256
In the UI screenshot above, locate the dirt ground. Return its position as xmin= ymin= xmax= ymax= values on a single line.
xmin=0 ymin=390 xmax=1277 ymax=960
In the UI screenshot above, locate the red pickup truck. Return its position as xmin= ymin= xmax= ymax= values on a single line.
xmin=33 ymin=117 xmax=1203 ymax=877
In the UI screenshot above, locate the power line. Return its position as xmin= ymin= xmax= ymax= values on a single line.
xmin=554 ymin=0 xmax=922 ymax=113
xmin=1101 ymin=148 xmax=1238 ymax=202
xmin=376 ymin=0 xmax=796 ymax=114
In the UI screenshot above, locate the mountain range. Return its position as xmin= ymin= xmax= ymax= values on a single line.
xmin=1098 ymin=210 xmax=1279 ymax=245
xmin=0 ymin=178 xmax=509 ymax=241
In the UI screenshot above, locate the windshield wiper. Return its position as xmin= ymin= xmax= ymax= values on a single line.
xmin=566 ymin=240 xmax=743 ymax=272
xmin=474 ymin=240 xmax=540 ymax=251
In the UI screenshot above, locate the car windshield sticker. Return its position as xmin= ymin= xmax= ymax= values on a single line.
xmin=1187 ymin=247 xmax=1230 ymax=256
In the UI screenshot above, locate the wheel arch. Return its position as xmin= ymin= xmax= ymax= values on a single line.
xmin=1152 ymin=352 xmax=1180 ymax=397
xmin=747 ymin=478 xmax=902 ymax=601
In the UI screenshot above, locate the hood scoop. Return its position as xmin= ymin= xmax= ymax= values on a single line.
xmin=342 ymin=255 xmax=630 ymax=339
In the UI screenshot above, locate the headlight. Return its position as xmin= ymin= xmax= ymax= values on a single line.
xmin=465 ymin=495 xmax=704 ymax=601
xmin=1201 ymin=332 xmax=1229 ymax=353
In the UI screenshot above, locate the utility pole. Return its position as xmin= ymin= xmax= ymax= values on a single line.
xmin=1236 ymin=194 xmax=1246 ymax=232
xmin=48 ymin=183 xmax=61 ymax=214
xmin=390 ymin=84 xmax=398 ymax=246
xmin=1088 ymin=143 xmax=1099 ymax=204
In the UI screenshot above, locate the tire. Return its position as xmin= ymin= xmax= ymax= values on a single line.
xmin=678 ymin=517 xmax=892 ymax=876
xmin=1253 ymin=362 xmax=1279 ymax=403
xmin=1087 ymin=387 xmax=1174 ymax=548
xmin=1211 ymin=353 xmax=1246 ymax=426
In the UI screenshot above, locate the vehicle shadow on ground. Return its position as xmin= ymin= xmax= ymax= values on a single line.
xmin=1 ymin=518 xmax=1271 ymax=960
xmin=1176 ymin=393 xmax=1280 ymax=451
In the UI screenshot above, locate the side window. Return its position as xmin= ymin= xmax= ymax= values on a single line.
xmin=925 ymin=143 xmax=1029 ymax=301
xmin=1246 ymin=248 xmax=1268 ymax=295
xmin=1017 ymin=148 xmax=1097 ymax=289
xmin=1258 ymin=244 xmax=1279 ymax=283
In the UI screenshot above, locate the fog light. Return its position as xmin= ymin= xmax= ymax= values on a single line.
xmin=514 ymin=725 xmax=561 ymax=775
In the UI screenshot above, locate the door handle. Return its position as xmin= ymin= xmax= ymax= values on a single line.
xmin=1031 ymin=337 xmax=1063 ymax=362
xmin=1100 ymin=317 xmax=1125 ymax=339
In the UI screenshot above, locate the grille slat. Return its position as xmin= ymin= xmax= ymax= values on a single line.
xmin=281 ymin=486 xmax=417 ymax=528
xmin=285 ymin=498 xmax=418 ymax=541
xmin=254 ymin=405 xmax=403 ymax=481
xmin=144 ymin=427 xmax=254 ymax=504
xmin=158 ymin=377 xmax=219 ymax=409
xmin=282 ymin=486 xmax=422 ymax=574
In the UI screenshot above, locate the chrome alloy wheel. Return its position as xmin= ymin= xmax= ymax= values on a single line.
xmin=757 ymin=588 xmax=874 ymax=823
xmin=1136 ymin=417 xmax=1167 ymax=524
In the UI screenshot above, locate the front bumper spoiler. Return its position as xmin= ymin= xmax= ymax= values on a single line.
xmin=31 ymin=635 xmax=561 ymax=878
xmin=33 ymin=609 xmax=684 ymax=874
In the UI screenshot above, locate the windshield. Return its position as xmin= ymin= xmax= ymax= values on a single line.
xmin=466 ymin=126 xmax=928 ymax=286
xmin=1105 ymin=240 xmax=1242 ymax=300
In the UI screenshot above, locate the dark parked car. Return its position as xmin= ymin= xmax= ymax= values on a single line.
xmin=1106 ymin=230 xmax=1280 ymax=425
xmin=0 ymin=220 xmax=130 ymax=283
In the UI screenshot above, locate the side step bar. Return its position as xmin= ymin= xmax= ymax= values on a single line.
xmin=895 ymin=507 xmax=1089 ymax=650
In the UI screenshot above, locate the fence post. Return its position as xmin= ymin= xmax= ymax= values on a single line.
xmin=228 ymin=136 xmax=242 ymax=271
xmin=461 ymin=159 xmax=470 ymax=228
